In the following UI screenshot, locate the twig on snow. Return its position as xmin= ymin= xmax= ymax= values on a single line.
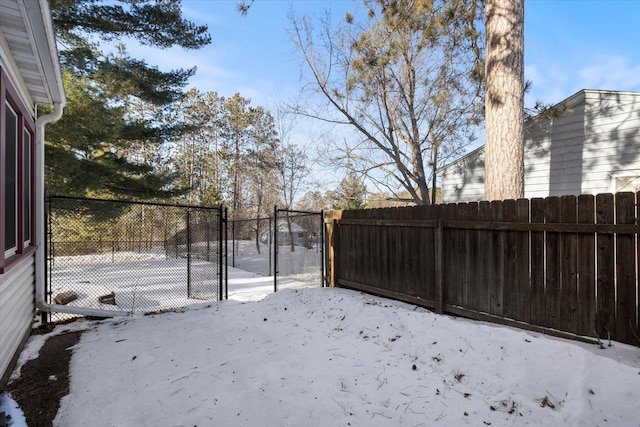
xmin=629 ymin=319 xmax=640 ymax=345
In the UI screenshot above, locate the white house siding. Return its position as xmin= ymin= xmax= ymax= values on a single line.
xmin=0 ymin=255 xmax=35 ymax=386
xmin=581 ymin=91 xmax=640 ymax=194
xmin=439 ymin=90 xmax=640 ymax=203
xmin=439 ymin=147 xmax=485 ymax=203
xmin=524 ymin=97 xmax=587 ymax=198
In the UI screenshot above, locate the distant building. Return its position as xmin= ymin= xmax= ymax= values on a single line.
xmin=438 ymin=89 xmax=640 ymax=203
xmin=260 ymin=221 xmax=313 ymax=246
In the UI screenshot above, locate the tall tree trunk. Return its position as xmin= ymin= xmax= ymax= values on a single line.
xmin=484 ymin=0 xmax=525 ymax=201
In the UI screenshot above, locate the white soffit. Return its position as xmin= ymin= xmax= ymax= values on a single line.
xmin=0 ymin=0 xmax=64 ymax=107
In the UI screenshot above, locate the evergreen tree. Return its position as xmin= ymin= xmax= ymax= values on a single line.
xmin=331 ymin=171 xmax=367 ymax=210
xmin=484 ymin=0 xmax=525 ymax=200
xmin=46 ymin=0 xmax=211 ymax=199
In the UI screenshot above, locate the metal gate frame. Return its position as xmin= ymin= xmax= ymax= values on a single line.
xmin=273 ymin=207 xmax=324 ymax=292
xmin=45 ymin=195 xmax=228 ymax=321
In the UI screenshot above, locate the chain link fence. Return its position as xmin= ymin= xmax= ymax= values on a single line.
xmin=274 ymin=209 xmax=324 ymax=291
xmin=227 ymin=217 xmax=274 ymax=277
xmin=46 ymin=196 xmax=226 ymax=322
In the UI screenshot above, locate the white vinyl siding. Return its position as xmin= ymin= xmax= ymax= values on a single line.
xmin=524 ymin=100 xmax=586 ymax=198
xmin=439 ymin=147 xmax=485 ymax=203
xmin=581 ymin=91 xmax=640 ymax=195
xmin=0 ymin=254 xmax=35 ymax=386
xmin=439 ymin=90 xmax=640 ymax=203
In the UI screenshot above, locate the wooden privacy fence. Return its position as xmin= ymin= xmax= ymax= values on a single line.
xmin=325 ymin=192 xmax=640 ymax=347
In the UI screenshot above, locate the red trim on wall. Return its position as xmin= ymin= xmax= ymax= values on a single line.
xmin=0 ymin=67 xmax=37 ymax=271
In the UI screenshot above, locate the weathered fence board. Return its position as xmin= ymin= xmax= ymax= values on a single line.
xmin=327 ymin=193 xmax=640 ymax=347
xmin=596 ymin=193 xmax=615 ymax=340
xmin=502 ymin=199 xmax=518 ymax=321
xmin=530 ymin=198 xmax=546 ymax=328
xmin=544 ymin=196 xmax=561 ymax=330
xmin=424 ymin=205 xmax=438 ymax=304
xmin=477 ymin=201 xmax=492 ymax=314
xmin=637 ymin=193 xmax=640 ymax=344
xmin=490 ymin=201 xmax=505 ymax=317
xmin=516 ymin=198 xmax=531 ymax=324
xmin=444 ymin=203 xmax=462 ymax=307
xmin=560 ymin=195 xmax=578 ymax=335
xmin=615 ymin=193 xmax=636 ymax=344
xmin=577 ymin=195 xmax=596 ymax=337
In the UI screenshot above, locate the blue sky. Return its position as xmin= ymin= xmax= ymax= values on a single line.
xmin=126 ymin=0 xmax=640 ymax=108
xmin=122 ymin=0 xmax=640 ymax=190
xmin=524 ymin=0 xmax=640 ymax=106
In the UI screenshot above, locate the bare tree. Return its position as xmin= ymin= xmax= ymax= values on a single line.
xmin=289 ymin=0 xmax=483 ymax=205
xmin=244 ymin=106 xmax=279 ymax=253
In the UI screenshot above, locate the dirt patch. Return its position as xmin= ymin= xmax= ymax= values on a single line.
xmin=3 ymin=330 xmax=82 ymax=426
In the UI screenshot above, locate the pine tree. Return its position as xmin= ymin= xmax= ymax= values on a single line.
xmin=46 ymin=0 xmax=211 ymax=199
xmin=332 ymin=171 xmax=367 ymax=210
xmin=484 ymin=0 xmax=525 ymax=200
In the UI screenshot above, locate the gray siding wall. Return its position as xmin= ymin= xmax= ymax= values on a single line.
xmin=0 ymin=255 xmax=35 ymax=387
xmin=439 ymin=90 xmax=640 ymax=203
xmin=524 ymin=98 xmax=586 ymax=198
xmin=439 ymin=148 xmax=485 ymax=203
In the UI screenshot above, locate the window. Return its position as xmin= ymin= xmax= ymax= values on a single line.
xmin=23 ymin=128 xmax=32 ymax=246
xmin=4 ymin=102 xmax=17 ymax=258
xmin=1 ymin=68 xmax=36 ymax=272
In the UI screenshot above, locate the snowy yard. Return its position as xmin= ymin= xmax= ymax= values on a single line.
xmin=3 ymin=267 xmax=640 ymax=426
xmin=48 ymin=240 xmax=322 ymax=319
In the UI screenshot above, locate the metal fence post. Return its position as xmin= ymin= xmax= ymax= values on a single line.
xmin=268 ymin=217 xmax=272 ymax=277
xmin=274 ymin=205 xmax=278 ymax=293
xmin=187 ymin=208 xmax=191 ymax=298
xmin=320 ymin=210 xmax=325 ymax=287
xmin=231 ymin=220 xmax=235 ymax=268
xmin=224 ymin=207 xmax=228 ymax=300
xmin=218 ymin=206 xmax=223 ymax=301
xmin=43 ymin=195 xmax=51 ymax=325
xmin=206 ymin=219 xmax=211 ymax=262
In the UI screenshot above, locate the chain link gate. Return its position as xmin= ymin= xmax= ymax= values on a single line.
xmin=274 ymin=208 xmax=324 ymax=292
xmin=45 ymin=195 xmax=227 ymax=322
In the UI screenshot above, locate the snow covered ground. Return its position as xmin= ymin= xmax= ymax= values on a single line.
xmin=48 ymin=241 xmax=322 ymax=320
xmin=3 ymin=265 xmax=640 ymax=426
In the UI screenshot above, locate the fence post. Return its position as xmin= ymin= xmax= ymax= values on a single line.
xmin=231 ymin=220 xmax=235 ymax=268
xmin=206 ymin=218 xmax=211 ymax=262
xmin=434 ymin=220 xmax=444 ymax=314
xmin=43 ymin=195 xmax=51 ymax=325
xmin=320 ymin=210 xmax=325 ymax=287
xmin=224 ymin=208 xmax=228 ymax=300
xmin=274 ymin=205 xmax=278 ymax=293
xmin=268 ymin=217 xmax=272 ymax=277
xmin=331 ymin=218 xmax=338 ymax=288
xmin=324 ymin=210 xmax=343 ymax=288
xmin=187 ymin=208 xmax=191 ymax=298
xmin=218 ymin=206 xmax=224 ymax=301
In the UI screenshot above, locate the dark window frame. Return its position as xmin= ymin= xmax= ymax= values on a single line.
xmin=1 ymin=67 xmax=36 ymax=273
